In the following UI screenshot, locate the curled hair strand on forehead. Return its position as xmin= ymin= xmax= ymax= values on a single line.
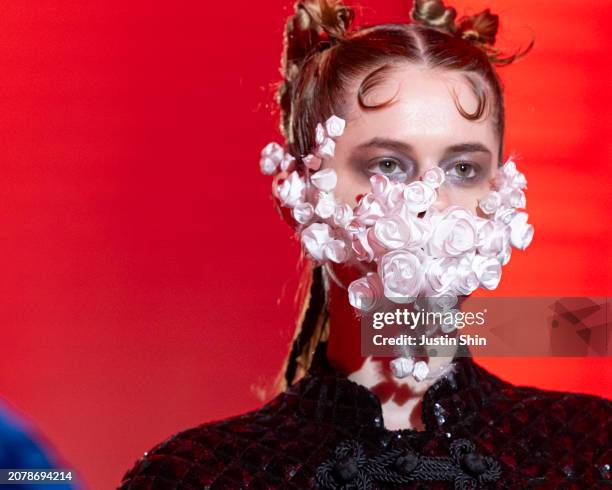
xmin=357 ymin=63 xmax=402 ymax=109
xmin=449 ymin=72 xmax=489 ymax=121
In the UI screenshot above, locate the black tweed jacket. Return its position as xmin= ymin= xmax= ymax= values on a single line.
xmin=119 ymin=344 xmax=611 ymax=489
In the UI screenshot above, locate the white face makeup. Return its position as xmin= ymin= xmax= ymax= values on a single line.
xmin=259 ymin=64 xmax=534 ymax=381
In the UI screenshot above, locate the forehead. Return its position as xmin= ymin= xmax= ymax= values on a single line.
xmin=342 ymin=63 xmax=498 ymax=157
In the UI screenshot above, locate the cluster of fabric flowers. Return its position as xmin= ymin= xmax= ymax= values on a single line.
xmin=260 ymin=115 xmax=533 ymax=309
xmin=259 ymin=114 xmax=534 ymax=380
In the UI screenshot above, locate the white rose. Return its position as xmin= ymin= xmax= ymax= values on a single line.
xmin=310 ymin=168 xmax=337 ymax=191
xmin=499 ymin=187 xmax=526 ymax=209
xmin=423 ymin=293 xmax=458 ymax=313
xmin=423 ymin=167 xmax=445 ymax=189
xmin=314 ymin=191 xmax=336 ymax=219
xmin=403 ymin=181 xmax=437 ymax=213
xmin=302 ymin=154 xmax=322 ymax=171
xmin=379 ymin=250 xmax=424 ymax=303
xmin=259 ymin=142 xmax=284 ymax=175
xmin=494 ymin=206 xmax=517 ymax=225
xmin=333 ymin=203 xmax=353 ymax=228
xmin=423 ymin=257 xmax=458 ymax=295
xmin=499 ymin=159 xmax=527 ymax=189
xmin=373 ymin=215 xmax=411 ymax=250
xmin=412 ymin=361 xmax=430 ymax=381
xmin=508 ymin=212 xmax=534 ymax=250
xmin=451 ymin=255 xmax=479 ymax=295
xmin=324 ymin=239 xmax=348 ymax=263
xmin=478 ymin=191 xmax=502 ymax=215
xmin=353 ymin=194 xmax=385 ymax=226
xmin=511 ymin=171 xmax=527 ymax=190
xmin=315 ymin=123 xmax=326 ymax=145
xmin=369 ymin=174 xmax=403 ymax=212
xmin=501 ymin=159 xmax=518 ymax=179
xmin=301 ymin=223 xmax=347 ymax=263
xmin=389 ymin=356 xmax=415 ymax=379
xmin=260 ymin=157 xmax=278 ymax=175
xmin=429 ymin=207 xmax=478 ymax=257
xmin=499 ymin=241 xmax=512 ymax=266
xmin=324 ymin=115 xmax=346 ymax=138
xmin=370 ymin=174 xmax=391 ymax=199
xmin=292 ymin=202 xmax=314 ymax=224
xmin=345 ymin=217 xmax=367 ymax=235
xmin=348 ymin=272 xmax=383 ymax=312
xmin=404 ymin=213 xmax=431 ymax=248
xmin=277 ymin=171 xmax=305 ymax=208
xmin=316 ymin=137 xmax=336 ymax=159
xmin=301 ymin=223 xmax=331 ymax=262
xmin=279 ymin=153 xmax=296 ymax=172
xmin=472 ymin=254 xmax=502 ymax=290
xmin=476 ymin=220 xmax=509 ymax=257
xmin=351 ymin=229 xmax=375 ymax=262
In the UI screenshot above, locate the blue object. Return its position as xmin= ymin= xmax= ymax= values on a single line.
xmin=0 ymin=399 xmax=79 ymax=489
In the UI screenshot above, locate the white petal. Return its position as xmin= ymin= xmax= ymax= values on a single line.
xmin=324 ymin=115 xmax=346 ymax=138
xmin=310 ymin=168 xmax=337 ymax=191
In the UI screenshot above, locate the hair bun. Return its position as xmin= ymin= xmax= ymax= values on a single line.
xmin=294 ymin=0 xmax=354 ymax=49
xmin=410 ymin=0 xmax=533 ymax=66
xmin=278 ymin=1 xmax=355 ymax=142
xmin=410 ymin=0 xmax=458 ymax=34
xmin=456 ymin=9 xmax=498 ymax=46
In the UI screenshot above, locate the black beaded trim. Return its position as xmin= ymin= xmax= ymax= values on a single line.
xmin=316 ymin=438 xmax=501 ymax=489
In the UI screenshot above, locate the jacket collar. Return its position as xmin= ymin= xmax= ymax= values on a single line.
xmin=286 ymin=342 xmax=505 ymax=435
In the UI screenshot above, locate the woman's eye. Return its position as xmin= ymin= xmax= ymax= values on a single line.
xmin=445 ymin=161 xmax=478 ymax=181
xmin=366 ymin=158 xmax=409 ymax=181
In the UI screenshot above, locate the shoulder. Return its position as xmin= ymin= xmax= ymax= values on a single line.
xmin=479 ymin=360 xmax=611 ymax=420
xmin=460 ymin=362 xmax=612 ymax=484
xmin=477 ymin=364 xmax=611 ymax=455
xmin=118 ymin=392 xmax=300 ymax=489
xmin=516 ymin=383 xmax=611 ymax=436
xmin=493 ymin=369 xmax=611 ymax=419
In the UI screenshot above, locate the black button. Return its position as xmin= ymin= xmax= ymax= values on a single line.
xmin=394 ymin=450 xmax=419 ymax=474
xmin=462 ymin=452 xmax=488 ymax=475
xmin=333 ymin=455 xmax=359 ymax=483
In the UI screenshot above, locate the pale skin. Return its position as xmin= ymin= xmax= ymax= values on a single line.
xmin=277 ymin=62 xmax=501 ymax=431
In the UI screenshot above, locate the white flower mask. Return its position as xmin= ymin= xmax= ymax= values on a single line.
xmin=260 ymin=115 xmax=534 ymax=381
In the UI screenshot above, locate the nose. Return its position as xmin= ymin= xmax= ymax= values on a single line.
xmin=431 ymin=184 xmax=451 ymax=212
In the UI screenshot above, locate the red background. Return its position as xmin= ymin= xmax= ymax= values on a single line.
xmin=0 ymin=1 xmax=609 ymax=488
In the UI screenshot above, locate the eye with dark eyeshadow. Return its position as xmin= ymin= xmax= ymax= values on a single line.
xmin=441 ymin=161 xmax=482 ymax=185
xmin=365 ymin=157 xmax=413 ymax=182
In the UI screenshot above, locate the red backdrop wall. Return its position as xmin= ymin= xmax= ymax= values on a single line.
xmin=0 ymin=1 xmax=609 ymax=488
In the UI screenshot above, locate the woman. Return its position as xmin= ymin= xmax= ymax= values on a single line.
xmin=119 ymin=0 xmax=611 ymax=488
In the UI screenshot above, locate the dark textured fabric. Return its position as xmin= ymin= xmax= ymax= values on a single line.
xmin=119 ymin=344 xmax=612 ymax=489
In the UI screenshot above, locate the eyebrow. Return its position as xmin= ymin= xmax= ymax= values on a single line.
xmin=353 ymin=137 xmax=492 ymax=157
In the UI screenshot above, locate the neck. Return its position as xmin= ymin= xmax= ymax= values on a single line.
xmin=324 ymin=264 xmax=457 ymax=432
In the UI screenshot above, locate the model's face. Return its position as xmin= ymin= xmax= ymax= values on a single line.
xmin=323 ymin=63 xmax=500 ymax=214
